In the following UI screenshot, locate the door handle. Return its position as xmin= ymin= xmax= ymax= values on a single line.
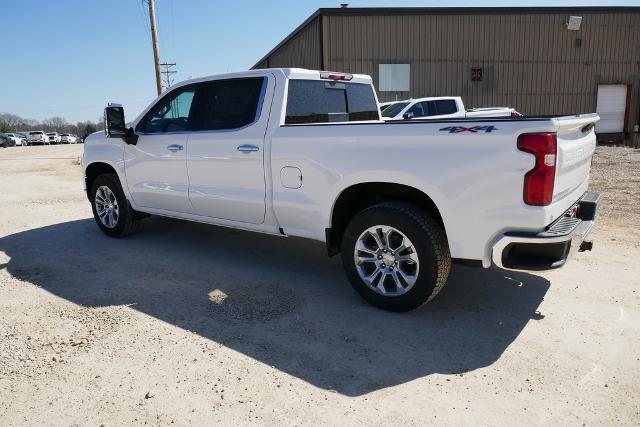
xmin=167 ymin=144 xmax=183 ymax=152
xmin=237 ymin=144 xmax=259 ymax=153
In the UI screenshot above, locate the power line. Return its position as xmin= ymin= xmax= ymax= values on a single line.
xmin=160 ymin=63 xmax=178 ymax=88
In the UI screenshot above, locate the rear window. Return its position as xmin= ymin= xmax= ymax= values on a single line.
xmin=285 ymin=80 xmax=379 ymax=124
xmin=29 ymin=131 xmax=43 ymax=135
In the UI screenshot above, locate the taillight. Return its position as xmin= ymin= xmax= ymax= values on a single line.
xmin=517 ymin=133 xmax=557 ymax=206
xmin=320 ymin=71 xmax=353 ymax=81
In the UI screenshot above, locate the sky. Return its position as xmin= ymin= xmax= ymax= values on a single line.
xmin=1 ymin=0 xmax=637 ymax=123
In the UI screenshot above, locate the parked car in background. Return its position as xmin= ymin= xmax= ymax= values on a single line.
xmin=5 ymin=133 xmax=22 ymax=146
xmin=27 ymin=131 xmax=49 ymax=145
xmin=47 ymin=132 xmax=61 ymax=144
xmin=382 ymin=96 xmax=519 ymax=120
xmin=0 ymin=133 xmax=15 ymax=148
xmin=60 ymin=133 xmax=78 ymax=144
xmin=18 ymin=134 xmax=28 ymax=146
xmin=85 ymin=68 xmax=599 ymax=312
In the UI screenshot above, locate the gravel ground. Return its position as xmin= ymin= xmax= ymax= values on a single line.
xmin=0 ymin=145 xmax=639 ymax=425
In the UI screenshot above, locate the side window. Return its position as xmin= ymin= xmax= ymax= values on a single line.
xmin=434 ymin=100 xmax=458 ymax=115
xmin=193 ymin=77 xmax=265 ymax=131
xmin=408 ymin=101 xmax=430 ymax=118
xmin=140 ymin=85 xmax=196 ymax=133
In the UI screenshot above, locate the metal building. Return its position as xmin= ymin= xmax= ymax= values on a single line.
xmin=253 ymin=6 xmax=640 ymax=142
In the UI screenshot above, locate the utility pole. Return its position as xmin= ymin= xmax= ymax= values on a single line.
xmin=147 ymin=0 xmax=163 ymax=95
xmin=160 ymin=62 xmax=177 ymax=89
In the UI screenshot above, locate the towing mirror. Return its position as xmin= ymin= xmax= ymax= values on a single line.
xmin=402 ymin=111 xmax=415 ymax=120
xmin=104 ymin=104 xmax=126 ymax=138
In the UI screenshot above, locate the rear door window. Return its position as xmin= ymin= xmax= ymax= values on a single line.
xmin=191 ymin=77 xmax=265 ymax=131
xmin=434 ymin=99 xmax=458 ymax=115
xmin=285 ymin=80 xmax=379 ymax=124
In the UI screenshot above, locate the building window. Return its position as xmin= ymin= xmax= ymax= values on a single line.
xmin=379 ymin=64 xmax=410 ymax=92
xmin=471 ymin=67 xmax=483 ymax=82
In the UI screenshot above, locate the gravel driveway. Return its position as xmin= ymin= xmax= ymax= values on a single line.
xmin=0 ymin=145 xmax=638 ymax=425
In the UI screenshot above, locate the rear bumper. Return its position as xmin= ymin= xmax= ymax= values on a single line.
xmin=492 ymin=192 xmax=599 ymax=270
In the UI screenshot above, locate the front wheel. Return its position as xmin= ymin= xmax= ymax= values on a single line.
xmin=90 ymin=173 xmax=141 ymax=237
xmin=341 ymin=202 xmax=451 ymax=312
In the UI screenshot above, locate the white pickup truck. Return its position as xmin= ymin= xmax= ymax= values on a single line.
xmin=382 ymin=96 xmax=519 ymax=120
xmin=83 ymin=68 xmax=600 ymax=311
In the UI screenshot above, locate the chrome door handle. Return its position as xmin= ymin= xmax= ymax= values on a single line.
xmin=237 ymin=144 xmax=259 ymax=153
xmin=167 ymin=144 xmax=183 ymax=152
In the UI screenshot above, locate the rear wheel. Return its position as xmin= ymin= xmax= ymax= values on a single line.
xmin=90 ymin=174 xmax=142 ymax=237
xmin=341 ymin=202 xmax=451 ymax=312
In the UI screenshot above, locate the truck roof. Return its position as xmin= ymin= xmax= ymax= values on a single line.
xmin=173 ymin=68 xmax=373 ymax=90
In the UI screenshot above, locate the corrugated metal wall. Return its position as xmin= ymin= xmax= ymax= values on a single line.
xmin=254 ymin=17 xmax=322 ymax=70
xmin=325 ymin=11 xmax=640 ymax=120
xmin=255 ymin=9 xmax=640 ymax=128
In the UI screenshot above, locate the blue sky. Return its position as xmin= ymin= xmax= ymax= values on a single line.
xmin=2 ymin=0 xmax=637 ymax=123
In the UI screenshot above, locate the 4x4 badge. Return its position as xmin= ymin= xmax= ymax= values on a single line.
xmin=439 ymin=125 xmax=497 ymax=133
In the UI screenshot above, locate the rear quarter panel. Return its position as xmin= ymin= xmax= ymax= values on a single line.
xmin=269 ymin=118 xmax=573 ymax=264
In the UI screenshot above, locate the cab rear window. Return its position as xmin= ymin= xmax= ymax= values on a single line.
xmin=285 ymin=80 xmax=379 ymax=125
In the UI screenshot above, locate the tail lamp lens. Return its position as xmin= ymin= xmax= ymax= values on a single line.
xmin=517 ymin=133 xmax=557 ymax=206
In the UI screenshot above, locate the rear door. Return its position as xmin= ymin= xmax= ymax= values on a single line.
xmin=186 ymin=75 xmax=273 ymax=224
xmin=124 ymin=83 xmax=200 ymax=213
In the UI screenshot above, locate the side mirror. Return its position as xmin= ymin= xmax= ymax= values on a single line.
xmin=104 ymin=104 xmax=126 ymax=138
xmin=402 ymin=111 xmax=415 ymax=120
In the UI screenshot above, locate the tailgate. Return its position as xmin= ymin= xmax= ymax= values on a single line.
xmin=552 ymin=114 xmax=599 ymax=202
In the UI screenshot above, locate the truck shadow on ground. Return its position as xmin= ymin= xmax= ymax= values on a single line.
xmin=0 ymin=217 xmax=549 ymax=396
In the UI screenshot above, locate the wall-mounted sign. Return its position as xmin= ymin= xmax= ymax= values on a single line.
xmin=379 ymin=64 xmax=410 ymax=92
xmin=471 ymin=67 xmax=483 ymax=82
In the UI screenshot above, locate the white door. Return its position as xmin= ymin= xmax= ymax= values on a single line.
xmin=596 ymin=85 xmax=627 ymax=133
xmin=186 ymin=75 xmax=273 ymax=224
xmin=124 ymin=84 xmax=197 ymax=214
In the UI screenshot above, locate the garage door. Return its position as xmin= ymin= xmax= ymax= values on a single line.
xmin=595 ymin=85 xmax=627 ymax=133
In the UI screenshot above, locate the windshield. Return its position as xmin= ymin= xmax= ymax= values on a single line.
xmin=381 ymin=102 xmax=410 ymax=118
xmin=29 ymin=131 xmax=43 ymax=135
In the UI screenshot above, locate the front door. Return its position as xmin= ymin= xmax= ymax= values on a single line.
xmin=124 ymin=84 xmax=198 ymax=214
xmin=186 ymin=75 xmax=273 ymax=224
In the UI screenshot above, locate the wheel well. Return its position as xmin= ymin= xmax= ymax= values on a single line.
xmin=326 ymin=182 xmax=445 ymax=256
xmin=85 ymin=162 xmax=117 ymax=199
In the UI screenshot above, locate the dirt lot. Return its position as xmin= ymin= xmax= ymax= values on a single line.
xmin=0 ymin=145 xmax=639 ymax=425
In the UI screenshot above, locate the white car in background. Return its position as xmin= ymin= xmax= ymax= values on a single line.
xmin=5 ymin=133 xmax=23 ymax=146
xmin=47 ymin=132 xmax=61 ymax=144
xmin=60 ymin=133 xmax=77 ymax=144
xmin=27 ymin=131 xmax=49 ymax=145
xmin=382 ymin=96 xmax=520 ymax=120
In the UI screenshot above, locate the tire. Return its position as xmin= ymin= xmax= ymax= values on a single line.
xmin=90 ymin=173 xmax=142 ymax=237
xmin=341 ymin=202 xmax=451 ymax=312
